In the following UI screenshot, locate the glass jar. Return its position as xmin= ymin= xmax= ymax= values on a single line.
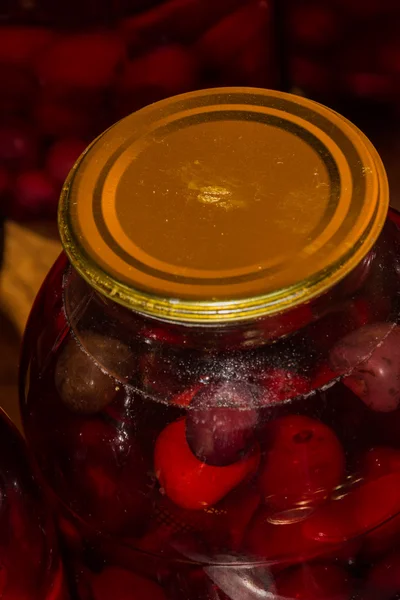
xmin=281 ymin=0 xmax=400 ymax=206
xmin=0 ymin=0 xmax=277 ymax=222
xmin=20 ymin=88 xmax=400 ymax=599
xmin=0 ymin=407 xmax=68 ymax=599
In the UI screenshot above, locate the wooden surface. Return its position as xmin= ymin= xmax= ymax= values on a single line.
xmin=0 ymin=221 xmax=61 ymax=431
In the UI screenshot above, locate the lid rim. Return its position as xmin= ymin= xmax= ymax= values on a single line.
xmin=58 ymin=87 xmax=389 ymax=325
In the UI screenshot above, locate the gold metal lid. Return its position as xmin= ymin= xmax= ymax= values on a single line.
xmin=59 ymin=88 xmax=388 ymax=324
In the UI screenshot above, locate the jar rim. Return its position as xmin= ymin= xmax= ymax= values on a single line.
xmin=58 ymin=87 xmax=388 ymax=324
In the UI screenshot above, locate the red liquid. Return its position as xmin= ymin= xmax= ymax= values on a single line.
xmin=0 ymin=409 xmax=68 ymax=599
xmin=19 ymin=210 xmax=400 ymax=598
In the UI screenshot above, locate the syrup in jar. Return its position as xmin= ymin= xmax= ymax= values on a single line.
xmin=20 ymin=88 xmax=400 ymax=599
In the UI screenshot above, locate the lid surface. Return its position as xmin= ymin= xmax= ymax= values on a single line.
xmin=59 ymin=88 xmax=388 ymax=323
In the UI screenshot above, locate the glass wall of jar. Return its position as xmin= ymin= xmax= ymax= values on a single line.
xmin=281 ymin=0 xmax=400 ymax=207
xmin=19 ymin=88 xmax=400 ymax=600
xmin=0 ymin=0 xmax=278 ymax=222
xmin=0 ymin=406 xmax=68 ymax=599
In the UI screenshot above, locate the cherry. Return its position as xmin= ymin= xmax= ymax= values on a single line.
xmin=34 ymin=97 xmax=94 ymax=138
xmin=90 ymin=567 xmax=167 ymax=600
xmin=290 ymin=56 xmax=335 ymax=96
xmin=257 ymin=368 xmax=311 ymax=405
xmin=45 ymin=138 xmax=87 ymax=185
xmin=35 ymin=33 xmax=126 ymax=89
xmin=288 ymin=4 xmax=340 ymax=47
xmin=195 ymin=1 xmax=270 ymax=71
xmin=12 ymin=170 xmax=58 ymax=220
xmin=154 ymin=418 xmax=260 ymax=510
xmin=54 ymin=332 xmax=133 ymax=414
xmin=361 ymin=446 xmax=400 ymax=480
xmin=0 ymin=26 xmax=54 ymax=65
xmin=259 ymin=415 xmax=345 ymax=511
xmin=0 ymin=125 xmax=38 ymax=171
xmin=367 ymin=552 xmax=400 ymax=600
xmin=358 ymin=447 xmax=400 ymax=559
xmin=57 ymin=418 xmax=153 ymax=536
xmin=119 ymin=0 xmax=244 ymax=47
xmin=114 ymin=45 xmax=197 ymax=118
xmin=0 ymin=65 xmax=37 ymax=115
xmin=186 ymin=382 xmax=258 ymax=466
xmin=244 ymin=507 xmax=346 ymax=567
xmin=275 ymin=564 xmax=353 ymax=600
xmin=304 ymin=472 xmax=400 ymax=543
xmin=330 ymin=323 xmax=400 ymax=412
xmin=0 ymin=167 xmax=10 ymax=198
xmin=167 ymin=569 xmax=228 ymax=600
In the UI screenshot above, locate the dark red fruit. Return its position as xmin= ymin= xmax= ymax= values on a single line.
xmin=186 ymin=382 xmax=258 ymax=466
xmin=0 ymin=65 xmax=37 ymax=115
xmin=244 ymin=507 xmax=340 ymax=567
xmin=0 ymin=125 xmax=38 ymax=171
xmin=35 ymin=33 xmax=125 ymax=89
xmin=361 ymin=446 xmax=400 ymax=480
xmin=90 ymin=567 xmax=167 ymax=600
xmin=260 ymin=415 xmax=345 ymax=511
xmin=195 ymin=1 xmax=270 ymax=70
xmin=275 ymin=564 xmax=353 ymax=600
xmin=257 ymin=368 xmax=311 ymax=405
xmin=304 ymin=473 xmax=400 ymax=543
xmin=45 ymin=138 xmax=87 ymax=185
xmin=367 ymin=552 xmax=400 ymax=600
xmin=114 ymin=45 xmax=197 ymax=117
xmin=12 ymin=170 xmax=58 ymax=219
xmin=154 ymin=418 xmax=260 ymax=510
xmin=330 ymin=323 xmax=400 ymax=412
xmin=358 ymin=447 xmax=400 ymax=559
xmin=288 ymin=4 xmax=340 ymax=47
xmin=58 ymin=418 xmax=153 ymax=536
xmin=54 ymin=332 xmax=133 ymax=414
xmin=0 ymin=26 xmax=54 ymax=65
xmin=34 ymin=98 xmax=94 ymax=138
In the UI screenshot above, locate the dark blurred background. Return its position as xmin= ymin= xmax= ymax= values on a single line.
xmin=0 ymin=0 xmax=399 ymax=427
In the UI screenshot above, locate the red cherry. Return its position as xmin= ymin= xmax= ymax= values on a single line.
xmin=114 ymin=45 xmax=197 ymax=117
xmin=195 ymin=1 xmax=270 ymax=70
xmin=35 ymin=33 xmax=125 ymax=89
xmin=186 ymin=382 xmax=258 ymax=466
xmin=361 ymin=446 xmax=400 ymax=480
xmin=154 ymin=418 xmax=260 ymax=510
xmin=358 ymin=447 xmax=400 ymax=559
xmin=0 ymin=167 xmax=10 ymax=197
xmin=290 ymin=56 xmax=335 ymax=96
xmin=56 ymin=418 xmax=153 ymax=536
xmin=119 ymin=0 xmax=245 ymax=46
xmin=45 ymin=138 xmax=87 ymax=185
xmin=34 ymin=98 xmax=94 ymax=138
xmin=343 ymin=72 xmax=395 ymax=100
xmin=288 ymin=4 xmax=340 ymax=47
xmin=330 ymin=323 xmax=400 ymax=412
xmin=275 ymin=564 xmax=353 ymax=600
xmin=12 ymin=170 xmax=58 ymax=219
xmin=90 ymin=567 xmax=167 ymax=600
xmin=222 ymin=35 xmax=275 ymax=88
xmin=304 ymin=473 xmax=400 ymax=543
xmin=367 ymin=552 xmax=400 ymax=600
xmin=0 ymin=64 xmax=37 ymax=115
xmin=0 ymin=26 xmax=54 ymax=65
xmin=244 ymin=507 xmax=342 ymax=567
xmin=173 ymin=384 xmax=204 ymax=407
xmin=257 ymin=369 xmax=311 ymax=405
xmin=0 ymin=125 xmax=39 ymax=171
xmin=260 ymin=415 xmax=345 ymax=511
